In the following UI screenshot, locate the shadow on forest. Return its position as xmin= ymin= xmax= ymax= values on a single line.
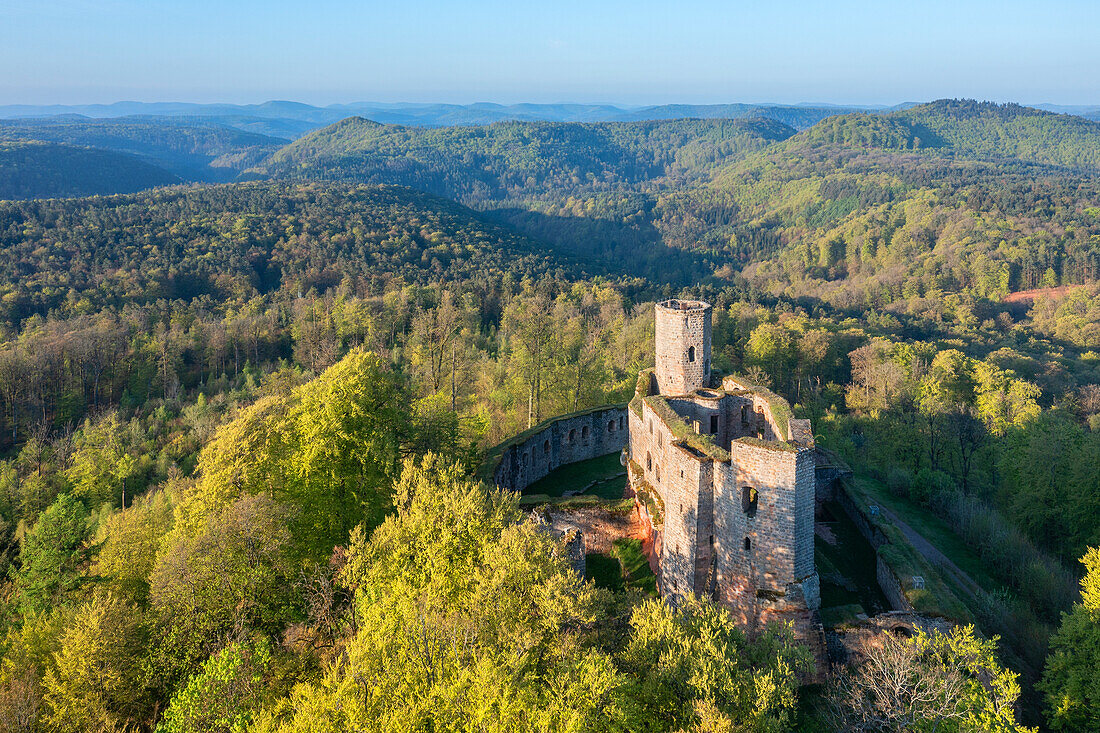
xmin=486 ymin=207 xmax=715 ymax=288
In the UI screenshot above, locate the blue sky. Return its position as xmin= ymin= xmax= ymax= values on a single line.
xmin=1 ymin=0 xmax=1098 ymax=106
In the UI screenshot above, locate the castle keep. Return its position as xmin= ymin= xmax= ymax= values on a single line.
xmin=627 ymin=300 xmax=821 ymax=635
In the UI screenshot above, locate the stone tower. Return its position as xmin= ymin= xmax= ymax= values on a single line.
xmin=655 ymin=299 xmax=712 ymax=396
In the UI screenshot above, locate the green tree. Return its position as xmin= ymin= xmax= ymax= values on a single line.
xmin=1041 ymin=547 xmax=1100 ymax=731
xmin=157 ymin=639 xmax=272 ymax=733
xmin=621 ymin=597 xmax=810 ymax=732
xmin=826 ymin=625 xmax=1033 ymax=732
xmin=43 ymin=593 xmax=149 ymax=733
xmin=258 ymin=454 xmax=624 ymax=732
xmin=10 ymin=493 xmax=90 ymax=615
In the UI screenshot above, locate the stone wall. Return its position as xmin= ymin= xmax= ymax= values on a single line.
xmin=713 ymin=440 xmax=817 ymax=622
xmin=655 ymin=300 xmax=712 ymax=396
xmin=491 ymin=406 xmax=628 ymax=492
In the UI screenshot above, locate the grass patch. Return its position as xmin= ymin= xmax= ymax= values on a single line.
xmin=820 ymin=603 xmax=866 ymax=628
xmin=611 ymin=537 xmax=657 ymax=595
xmin=525 ymin=453 xmax=625 ymax=498
xmin=586 ymin=552 xmax=623 ymax=592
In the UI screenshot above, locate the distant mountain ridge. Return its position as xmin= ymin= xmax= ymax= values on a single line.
xmin=0 ymin=100 xmax=878 ymax=134
xmin=255 ymin=117 xmax=797 ymax=204
xmin=0 ymin=117 xmax=287 ymax=181
xmin=786 ymin=99 xmax=1100 ymax=172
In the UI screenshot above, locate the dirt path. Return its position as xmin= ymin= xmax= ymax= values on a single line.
xmin=876 ymin=506 xmax=983 ymax=601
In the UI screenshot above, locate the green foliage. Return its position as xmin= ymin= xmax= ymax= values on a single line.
xmin=260 ymin=117 xmax=795 ymax=204
xmin=183 ymin=349 xmax=405 ymax=554
xmin=621 ymin=597 xmax=810 ymax=732
xmin=0 ymin=116 xmax=286 ymax=182
xmin=1040 ymin=547 xmax=1100 ymax=731
xmin=157 ymin=638 xmax=272 ymax=733
xmin=826 ymin=624 xmax=1034 ymax=732
xmin=10 ymin=494 xmax=90 ymax=616
xmin=149 ymin=493 xmax=296 ymax=688
xmin=43 ymin=592 xmax=150 ymax=733
xmin=263 ymin=454 xmax=623 ymax=732
xmin=0 ymin=140 xmax=179 ymax=200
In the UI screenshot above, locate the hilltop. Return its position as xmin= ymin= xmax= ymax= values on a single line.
xmin=0 ymin=141 xmax=180 ymax=200
xmin=256 ymin=117 xmax=796 ymax=204
xmin=0 ymin=117 xmax=288 ymax=181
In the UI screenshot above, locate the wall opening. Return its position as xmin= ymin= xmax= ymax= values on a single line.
xmin=618 ymin=416 xmax=624 ymax=430
xmin=543 ymin=439 xmax=550 ymax=454
xmin=688 ymin=345 xmax=695 ymax=363
xmin=608 ymin=419 xmax=615 ymax=432
xmin=744 ymin=537 xmax=751 ymax=552
xmin=709 ymin=415 xmax=719 ymax=434
xmin=655 ymin=465 xmax=661 ymax=483
xmin=741 ymin=487 xmax=758 ymax=517
xmin=568 ymin=428 xmax=575 ymax=443
xmin=581 ymin=425 xmax=589 ymax=440
xmin=646 ymin=452 xmax=652 ymax=471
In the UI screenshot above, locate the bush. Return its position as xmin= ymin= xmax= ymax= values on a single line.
xmin=886 ymin=466 xmax=913 ymax=498
xmin=912 ymin=468 xmax=956 ymax=505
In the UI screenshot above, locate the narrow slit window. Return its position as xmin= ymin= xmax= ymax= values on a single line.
xmin=688 ymin=346 xmax=696 ymax=363
xmin=709 ymin=415 xmax=719 ymax=434
xmin=744 ymin=537 xmax=751 ymax=552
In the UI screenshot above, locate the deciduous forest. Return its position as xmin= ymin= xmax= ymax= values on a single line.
xmin=1 ymin=99 xmax=1099 ymax=732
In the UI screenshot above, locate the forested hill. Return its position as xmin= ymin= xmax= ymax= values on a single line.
xmin=796 ymin=99 xmax=1100 ymax=172
xmin=0 ymin=141 xmax=180 ymax=200
xmin=255 ymin=117 xmax=796 ymax=204
xmin=0 ymin=117 xmax=288 ymax=182
xmin=0 ymin=182 xmax=581 ymax=324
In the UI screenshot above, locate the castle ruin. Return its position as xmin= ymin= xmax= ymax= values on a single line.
xmin=627 ymin=299 xmax=822 ymax=640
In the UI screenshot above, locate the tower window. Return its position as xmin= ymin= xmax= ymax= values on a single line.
xmin=619 ymin=416 xmax=624 ymax=430
xmin=582 ymin=425 xmax=589 ymax=440
xmin=741 ymin=487 xmax=758 ymax=517
xmin=543 ymin=439 xmax=550 ymax=454
xmin=655 ymin=465 xmax=661 ymax=483
xmin=688 ymin=346 xmax=696 ymax=363
xmin=744 ymin=537 xmax=751 ymax=552
xmin=646 ymin=452 xmax=652 ymax=471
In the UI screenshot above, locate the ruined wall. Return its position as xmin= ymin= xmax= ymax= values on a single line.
xmin=492 ymin=406 xmax=628 ymax=492
xmin=655 ymin=300 xmax=712 ymax=396
xmin=713 ymin=440 xmax=817 ymax=622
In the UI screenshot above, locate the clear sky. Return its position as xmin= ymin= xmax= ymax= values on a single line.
xmin=1 ymin=0 xmax=1098 ymax=106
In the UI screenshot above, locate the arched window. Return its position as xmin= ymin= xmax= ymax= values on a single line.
xmin=688 ymin=346 xmax=696 ymax=363
xmin=568 ymin=428 xmax=576 ymax=443
xmin=742 ymin=487 xmax=758 ymax=517
xmin=646 ymin=452 xmax=652 ymax=471
xmin=618 ymin=416 xmax=624 ymax=430
xmin=608 ymin=419 xmax=615 ymax=432
xmin=581 ymin=425 xmax=589 ymax=440
xmin=543 ymin=439 xmax=550 ymax=454
xmin=744 ymin=537 xmax=751 ymax=552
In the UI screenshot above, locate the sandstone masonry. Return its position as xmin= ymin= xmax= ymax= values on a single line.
xmin=628 ymin=299 xmax=822 ymax=648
